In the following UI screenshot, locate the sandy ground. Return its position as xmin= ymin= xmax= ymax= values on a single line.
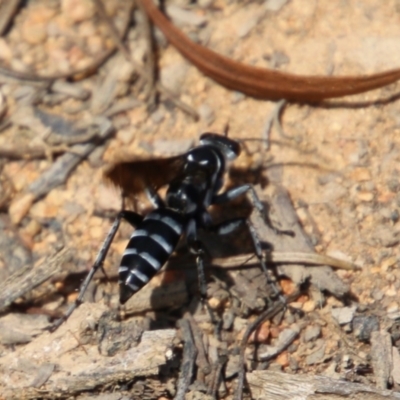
xmin=1 ymin=0 xmax=400 ymax=398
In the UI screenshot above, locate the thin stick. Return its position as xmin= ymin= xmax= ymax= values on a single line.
xmin=234 ymin=291 xmax=300 ymax=400
xmin=0 ymin=0 xmax=21 ymax=36
xmin=50 ymin=217 xmax=122 ymax=331
xmin=222 ymin=251 xmax=358 ymax=270
xmin=169 ymin=251 xmax=360 ymax=272
xmin=175 ymin=318 xmax=198 ymax=400
xmin=0 ymin=247 xmax=71 ymax=312
xmin=262 ymin=100 xmax=287 ymax=150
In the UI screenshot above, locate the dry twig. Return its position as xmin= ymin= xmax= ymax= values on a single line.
xmin=0 ymin=0 xmax=21 ymax=35
xmin=246 ymin=370 xmax=400 ymax=400
xmin=0 ymin=247 xmax=71 ymax=313
xmin=175 ymin=318 xmax=198 ymax=400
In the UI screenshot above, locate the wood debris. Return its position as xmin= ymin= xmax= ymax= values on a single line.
xmin=0 ymin=1 xmax=399 ymax=399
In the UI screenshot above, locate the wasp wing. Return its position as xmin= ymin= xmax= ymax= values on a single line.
xmin=103 ymin=154 xmax=185 ymax=201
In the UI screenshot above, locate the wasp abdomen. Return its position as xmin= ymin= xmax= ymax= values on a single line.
xmin=118 ymin=209 xmax=184 ymax=304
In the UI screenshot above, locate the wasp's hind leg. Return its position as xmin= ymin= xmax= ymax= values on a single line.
xmin=210 ymin=217 xmax=286 ymax=305
xmin=50 ymin=211 xmax=144 ymax=331
xmin=185 ymin=219 xmax=222 ymax=335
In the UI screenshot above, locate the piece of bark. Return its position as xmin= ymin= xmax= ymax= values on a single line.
xmin=0 ymin=247 xmax=71 ymax=312
xmin=250 ymin=184 xmax=351 ymax=297
xmin=123 ymin=278 xmax=188 ymax=314
xmin=0 ymin=313 xmax=49 ymax=345
xmin=169 ymin=251 xmax=357 ymax=272
xmin=29 ymin=363 xmax=55 ymax=388
xmin=28 ymin=117 xmax=113 ymax=199
xmin=246 ymin=370 xmax=400 ymax=400
xmin=0 ymin=214 xmax=32 ymax=278
xmin=0 ymin=0 xmax=21 ymax=35
xmin=0 ymin=302 xmax=176 ymax=399
xmin=257 ymin=324 xmax=300 ymax=361
xmin=51 ymin=80 xmax=90 ymax=100
xmin=175 ymin=318 xmax=197 ymax=400
xmin=90 ymin=52 xmax=134 ymax=115
xmin=371 ymin=330 xmax=393 ymax=389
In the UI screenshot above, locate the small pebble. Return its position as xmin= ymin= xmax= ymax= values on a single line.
xmin=288 ymin=355 xmax=299 ymax=371
xmin=323 ymin=362 xmax=340 ymax=379
xmin=78 ymin=19 xmax=97 ymax=37
xmin=86 ymin=35 xmax=104 ymax=55
xmin=21 ymin=219 xmax=42 ymax=238
xmin=225 ymin=355 xmax=240 ymax=379
xmin=20 ymin=5 xmax=56 ymax=45
xmin=151 ymin=138 xmax=194 ymax=155
xmin=350 ymin=167 xmax=371 ymax=182
xmin=198 ymin=0 xmax=214 ymax=8
xmin=160 ymin=62 xmax=189 ymax=93
xmin=303 ymin=325 xmax=321 ymax=343
xmin=305 ymin=342 xmax=326 ymax=365
xmin=258 ymin=326 xmax=300 ymax=360
xmin=9 ymin=193 xmax=35 ymax=224
xmin=387 ymin=303 xmax=399 ymax=315
xmin=321 ymin=182 xmax=347 ymax=202
xmin=249 ymin=320 xmax=270 ymax=343
xmin=302 ymin=300 xmax=316 ymax=313
xmin=222 ymin=310 xmax=234 ymax=330
xmin=231 ymin=91 xmax=245 ymax=104
xmin=375 ymin=228 xmax=399 ymax=247
xmin=385 ymin=284 xmax=397 ymax=297
xmin=352 ymin=315 xmax=379 ymax=342
xmin=198 ymin=103 xmax=215 ymax=125
xmin=264 ymin=0 xmax=289 ymax=12
xmin=380 ymin=256 xmax=397 ymax=272
xmin=166 ymin=5 xmax=208 ymax=27
xmin=371 ymin=288 xmax=384 ymax=301
xmin=331 ymin=306 xmax=356 ymax=325
xmin=388 ymin=179 xmax=400 ymax=193
xmin=236 ymin=5 xmax=265 ymax=38
xmin=276 ymin=351 xmax=289 ymax=367
xmin=150 ymin=108 xmax=165 ymax=124
xmin=0 ymin=38 xmax=12 ymax=62
xmin=392 ymin=348 xmax=400 ymax=385
xmin=268 ymin=362 xmax=283 ymax=372
xmin=280 ymin=278 xmax=295 ymax=295
xmin=61 ymin=0 xmax=95 ymax=23
xmin=208 ymin=297 xmax=221 ymax=309
xmin=264 ymin=50 xmax=290 ymax=69
xmin=357 ymin=191 xmax=374 ymax=202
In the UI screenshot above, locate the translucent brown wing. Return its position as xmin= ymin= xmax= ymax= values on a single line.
xmin=103 ymin=154 xmax=185 ymax=200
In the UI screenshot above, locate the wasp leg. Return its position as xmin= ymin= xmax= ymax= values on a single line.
xmin=144 ymin=186 xmax=165 ymax=208
xmin=119 ymin=210 xmax=145 ymax=227
xmin=210 ymin=217 xmax=286 ymax=304
xmin=212 ymin=184 xmax=293 ymax=236
xmin=50 ymin=211 xmax=144 ymax=331
xmin=186 ymin=219 xmax=221 ymax=333
xmin=186 ymin=219 xmax=208 ymax=301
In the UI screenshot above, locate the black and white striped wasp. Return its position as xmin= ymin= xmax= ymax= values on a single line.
xmin=52 ymin=133 xmax=283 ymax=330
